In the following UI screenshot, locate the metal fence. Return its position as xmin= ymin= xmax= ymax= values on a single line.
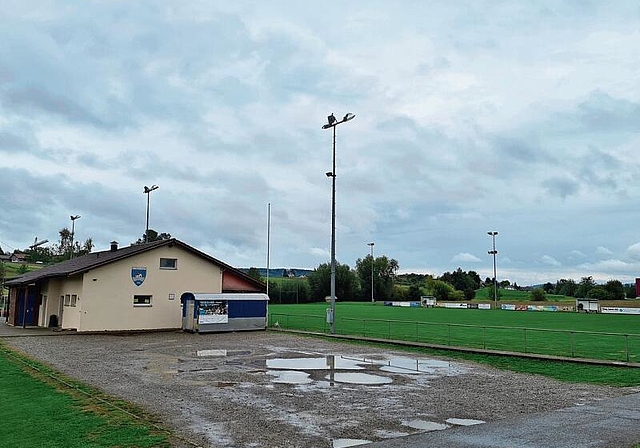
xmin=268 ymin=313 xmax=640 ymax=363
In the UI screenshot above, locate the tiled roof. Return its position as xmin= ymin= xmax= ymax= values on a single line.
xmin=5 ymin=238 xmax=265 ymax=290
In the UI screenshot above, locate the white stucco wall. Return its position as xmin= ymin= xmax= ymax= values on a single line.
xmin=77 ymin=245 xmax=223 ymax=331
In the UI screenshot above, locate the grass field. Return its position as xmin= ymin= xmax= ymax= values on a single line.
xmin=268 ymin=302 xmax=640 ymax=363
xmin=0 ymin=343 xmax=170 ymax=448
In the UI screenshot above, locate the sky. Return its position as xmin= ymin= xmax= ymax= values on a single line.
xmin=1 ymin=1 xmax=640 ymax=286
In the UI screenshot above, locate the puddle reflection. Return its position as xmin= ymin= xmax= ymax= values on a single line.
xmin=446 ymin=417 xmax=485 ymax=426
xmin=263 ymin=354 xmax=464 ymax=386
xmin=332 ymin=438 xmax=371 ymax=447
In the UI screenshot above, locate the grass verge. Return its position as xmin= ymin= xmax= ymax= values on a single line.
xmin=0 ymin=342 xmax=171 ymax=448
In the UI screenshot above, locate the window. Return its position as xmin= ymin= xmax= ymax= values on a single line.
xmin=70 ymin=294 xmax=77 ymax=307
xmin=64 ymin=294 xmax=71 ymax=306
xmin=134 ymin=295 xmax=152 ymax=306
xmin=159 ymin=258 xmax=177 ymax=270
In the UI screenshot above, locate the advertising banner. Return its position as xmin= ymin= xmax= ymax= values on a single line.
xmin=198 ymin=300 xmax=229 ymax=324
xmin=600 ymin=307 xmax=640 ymax=315
xmin=444 ymin=303 xmax=468 ymax=309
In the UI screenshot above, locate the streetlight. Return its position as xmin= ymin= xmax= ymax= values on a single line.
xmin=144 ymin=185 xmax=159 ymax=243
xmin=487 ymin=231 xmax=498 ymax=309
xmin=322 ymin=112 xmax=356 ymax=334
xmin=70 ymin=215 xmax=81 ymax=259
xmin=368 ymin=242 xmax=375 ymax=303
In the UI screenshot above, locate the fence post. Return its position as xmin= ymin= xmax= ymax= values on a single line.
xmin=570 ymin=332 xmax=574 ymax=357
xmin=482 ymin=326 xmax=486 ymax=350
xmin=625 ymin=334 xmax=629 ymax=362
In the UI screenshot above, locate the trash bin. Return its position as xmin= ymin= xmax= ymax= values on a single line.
xmin=48 ymin=314 xmax=58 ymax=327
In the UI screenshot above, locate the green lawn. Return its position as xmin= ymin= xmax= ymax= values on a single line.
xmin=0 ymin=344 xmax=170 ymax=448
xmin=269 ymin=302 xmax=640 ymax=363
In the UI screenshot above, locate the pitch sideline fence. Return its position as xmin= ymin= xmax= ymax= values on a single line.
xmin=267 ymin=313 xmax=639 ymax=363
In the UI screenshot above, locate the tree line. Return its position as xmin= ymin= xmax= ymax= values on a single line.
xmin=249 ymin=259 xmax=636 ymax=304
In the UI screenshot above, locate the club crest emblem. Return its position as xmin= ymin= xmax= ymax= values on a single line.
xmin=131 ymin=267 xmax=147 ymax=286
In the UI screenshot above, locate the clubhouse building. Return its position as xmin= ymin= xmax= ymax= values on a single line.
xmin=4 ymin=239 xmax=264 ymax=332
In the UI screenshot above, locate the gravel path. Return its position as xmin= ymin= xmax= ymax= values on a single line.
xmin=3 ymin=331 xmax=636 ymax=448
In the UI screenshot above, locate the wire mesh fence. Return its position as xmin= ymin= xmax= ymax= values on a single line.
xmin=268 ymin=313 xmax=639 ymax=363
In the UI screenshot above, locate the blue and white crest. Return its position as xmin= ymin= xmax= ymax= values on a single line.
xmin=131 ymin=267 xmax=147 ymax=286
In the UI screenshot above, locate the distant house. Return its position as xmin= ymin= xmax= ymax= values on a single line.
xmin=5 ymin=239 xmax=265 ymax=332
xmin=0 ymin=253 xmax=10 ymax=263
xmin=9 ymin=252 xmax=27 ymax=263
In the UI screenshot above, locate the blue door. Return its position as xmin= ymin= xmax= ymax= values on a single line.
xmin=16 ymin=289 xmax=37 ymax=326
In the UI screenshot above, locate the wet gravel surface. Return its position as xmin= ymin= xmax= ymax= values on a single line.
xmin=3 ymin=330 xmax=636 ymax=448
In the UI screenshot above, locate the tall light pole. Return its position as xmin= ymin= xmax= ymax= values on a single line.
xmin=266 ymin=202 xmax=271 ymax=296
xmin=323 ymin=112 xmax=356 ymax=334
xmin=70 ymin=215 xmax=81 ymax=259
xmin=368 ymin=242 xmax=375 ymax=302
xmin=487 ymin=231 xmax=498 ymax=309
xmin=144 ymin=185 xmax=159 ymax=243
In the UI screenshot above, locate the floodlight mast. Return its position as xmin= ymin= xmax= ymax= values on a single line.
xmin=144 ymin=185 xmax=159 ymax=243
xmin=322 ymin=112 xmax=355 ymax=335
xmin=487 ymin=231 xmax=498 ymax=309
xmin=70 ymin=215 xmax=81 ymax=259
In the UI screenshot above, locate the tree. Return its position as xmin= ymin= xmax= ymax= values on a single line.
xmin=543 ymin=282 xmax=554 ymax=293
xmin=307 ymin=262 xmax=360 ymax=302
xmin=623 ymin=284 xmax=637 ymax=299
xmin=355 ymin=255 xmax=399 ymax=301
xmin=603 ymin=280 xmax=625 ymax=301
xmin=246 ymin=267 xmax=262 ymax=282
xmin=576 ymin=276 xmax=596 ymax=298
xmin=427 ymin=279 xmax=456 ymax=301
xmin=530 ymin=288 xmax=546 ymax=302
xmin=555 ymin=278 xmax=577 ymax=297
xmin=408 ymin=283 xmax=422 ymax=300
xmin=439 ymin=268 xmax=481 ymax=292
xmin=586 ymin=286 xmax=608 ymax=300
xmin=133 ymin=230 xmax=172 ymax=245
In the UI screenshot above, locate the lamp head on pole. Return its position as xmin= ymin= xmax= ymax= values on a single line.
xmin=487 ymin=231 xmax=498 ymax=236
xmin=322 ymin=112 xmax=356 ymax=129
xmin=144 ymin=185 xmax=159 ymax=194
xmin=367 ymin=242 xmax=374 ymax=247
xmin=70 ymin=215 xmax=81 ymax=221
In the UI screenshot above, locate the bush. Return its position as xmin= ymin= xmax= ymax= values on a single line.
xmin=530 ymin=288 xmax=546 ymax=302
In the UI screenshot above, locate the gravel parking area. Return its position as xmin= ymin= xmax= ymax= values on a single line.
xmin=3 ymin=330 xmax=635 ymax=448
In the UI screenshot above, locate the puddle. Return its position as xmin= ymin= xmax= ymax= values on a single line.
xmin=267 ymin=370 xmax=313 ymax=385
xmin=402 ymin=419 xmax=449 ymax=431
xmin=446 ymin=418 xmax=485 ymax=426
xmin=332 ymin=438 xmax=371 ymax=447
xmin=264 ymin=354 xmax=463 ymax=386
xmin=379 ymin=357 xmax=453 ymax=374
xmin=328 ymin=372 xmax=392 ymax=385
xmin=197 ymin=349 xmax=227 ymax=357
xmin=266 ymin=356 xmax=364 ymax=370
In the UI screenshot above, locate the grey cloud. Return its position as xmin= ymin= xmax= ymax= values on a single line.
xmin=4 ymin=87 xmax=106 ymax=127
xmin=0 ymin=131 xmax=31 ymax=153
xmin=578 ymin=91 xmax=640 ymax=133
xmin=541 ymin=176 xmax=579 ymax=199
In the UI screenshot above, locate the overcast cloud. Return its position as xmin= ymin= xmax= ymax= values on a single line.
xmin=1 ymin=1 xmax=640 ymax=285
